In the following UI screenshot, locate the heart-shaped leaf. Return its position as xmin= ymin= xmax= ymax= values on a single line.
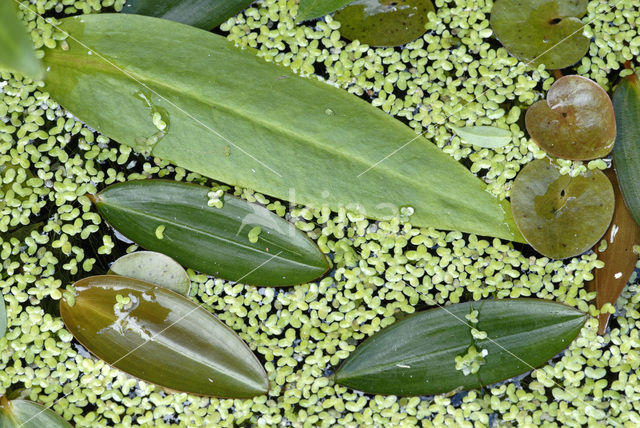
xmin=0 ymin=0 xmax=43 ymax=80
xmin=42 ymin=14 xmax=523 ymax=242
xmin=122 ymin=0 xmax=254 ymax=30
xmin=0 ymin=397 xmax=71 ymax=428
xmin=335 ymin=298 xmax=587 ymax=395
xmin=525 ymin=75 xmax=616 ymax=160
xmin=490 ymin=0 xmax=590 ymax=70
xmin=511 ymin=158 xmax=614 ymax=259
xmin=612 ymin=72 xmax=640 ymax=227
xmin=296 ymin=0 xmax=353 ymax=22
xmin=588 ymin=169 xmax=640 ymax=335
xmin=92 ymin=180 xmax=329 ymax=287
xmin=108 ymin=251 xmax=190 ymax=296
xmin=450 ymin=125 xmax=512 ymax=149
xmin=334 ymin=0 xmax=434 ymax=47
xmin=60 ymin=275 xmax=269 ymax=398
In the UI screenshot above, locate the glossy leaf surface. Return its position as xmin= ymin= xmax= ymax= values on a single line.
xmin=451 ymin=125 xmax=512 ymax=149
xmin=122 ymin=0 xmax=253 ymax=30
xmin=490 ymin=0 xmax=590 ymax=70
xmin=93 ymin=180 xmax=329 ymax=286
xmin=335 ymin=299 xmax=587 ymax=395
xmin=60 ymin=275 xmax=269 ymax=398
xmin=334 ymin=0 xmax=434 ymax=47
xmin=296 ymin=0 xmax=353 ymax=22
xmin=612 ymin=73 xmax=640 ymax=227
xmin=0 ymin=398 xmax=71 ymax=428
xmin=526 ymin=76 xmax=616 ymax=160
xmin=108 ymin=251 xmax=190 ymax=295
xmin=588 ymin=170 xmax=640 ymax=335
xmin=0 ymin=0 xmax=43 ymax=79
xmin=42 ymin=14 xmax=523 ymax=242
xmin=511 ymin=159 xmax=614 ymax=259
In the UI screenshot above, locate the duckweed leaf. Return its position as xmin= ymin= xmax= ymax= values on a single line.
xmin=588 ymin=170 xmax=640 ymax=335
xmin=0 ymin=0 xmax=43 ymax=80
xmin=335 ymin=299 xmax=587 ymax=395
xmin=450 ymin=125 xmax=512 ymax=149
xmin=296 ymin=0 xmax=353 ymax=22
xmin=60 ymin=275 xmax=269 ymax=398
xmin=612 ymin=73 xmax=640 ymax=227
xmin=42 ymin=14 xmax=523 ymax=243
xmin=108 ymin=251 xmax=190 ymax=296
xmin=334 ymin=0 xmax=434 ymax=47
xmin=525 ymin=76 xmax=616 ymax=160
xmin=511 ymin=158 xmax=614 ymax=259
xmin=92 ymin=180 xmax=329 ymax=287
xmin=490 ymin=0 xmax=590 ymax=70
xmin=0 ymin=398 xmax=71 ymax=428
xmin=122 ymin=0 xmax=254 ymax=30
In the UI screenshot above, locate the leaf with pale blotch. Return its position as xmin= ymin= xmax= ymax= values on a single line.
xmin=108 ymin=251 xmax=190 ymax=296
xmin=451 ymin=125 xmax=512 ymax=149
xmin=0 ymin=0 xmax=43 ymax=80
xmin=0 ymin=398 xmax=71 ymax=428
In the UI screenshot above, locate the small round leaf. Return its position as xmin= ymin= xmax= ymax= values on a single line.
xmin=108 ymin=251 xmax=190 ymax=296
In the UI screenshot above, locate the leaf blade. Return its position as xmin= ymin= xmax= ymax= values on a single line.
xmin=296 ymin=0 xmax=353 ymax=22
xmin=0 ymin=0 xmax=43 ymax=80
xmin=0 ymin=399 xmax=71 ymax=428
xmin=450 ymin=125 xmax=512 ymax=149
xmin=108 ymin=251 xmax=191 ymax=295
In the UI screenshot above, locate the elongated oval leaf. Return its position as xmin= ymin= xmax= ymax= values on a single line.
xmin=122 ymin=0 xmax=254 ymax=30
xmin=612 ymin=73 xmax=640 ymax=227
xmin=451 ymin=125 xmax=512 ymax=149
xmin=60 ymin=275 xmax=269 ymax=398
xmin=297 ymin=0 xmax=353 ymax=22
xmin=108 ymin=251 xmax=190 ymax=295
xmin=335 ymin=299 xmax=587 ymax=395
xmin=93 ymin=180 xmax=329 ymax=286
xmin=0 ymin=398 xmax=71 ymax=428
xmin=0 ymin=293 xmax=5 ymax=338
xmin=0 ymin=0 xmax=43 ymax=80
xmin=42 ymin=14 xmax=523 ymax=243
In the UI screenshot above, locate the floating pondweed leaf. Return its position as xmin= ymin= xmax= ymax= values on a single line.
xmin=0 ymin=0 xmax=43 ymax=80
xmin=511 ymin=158 xmax=614 ymax=259
xmin=490 ymin=0 xmax=590 ymax=70
xmin=296 ymin=0 xmax=354 ymax=22
xmin=335 ymin=299 xmax=587 ymax=395
xmin=588 ymin=169 xmax=640 ymax=335
xmin=60 ymin=275 xmax=269 ymax=398
xmin=0 ymin=293 xmax=5 ymax=338
xmin=0 ymin=397 xmax=72 ymax=428
xmin=450 ymin=125 xmax=512 ymax=149
xmin=334 ymin=0 xmax=434 ymax=47
xmin=525 ymin=76 xmax=616 ymax=160
xmin=108 ymin=251 xmax=190 ymax=296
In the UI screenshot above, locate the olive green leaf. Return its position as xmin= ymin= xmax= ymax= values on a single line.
xmin=511 ymin=158 xmax=614 ymax=259
xmin=0 ymin=0 xmax=43 ymax=80
xmin=450 ymin=125 xmax=512 ymax=149
xmin=92 ymin=180 xmax=329 ymax=287
xmin=335 ymin=0 xmax=434 ymax=47
xmin=0 ymin=397 xmax=71 ymax=428
xmin=60 ymin=275 xmax=269 ymax=398
xmin=122 ymin=0 xmax=254 ymax=30
xmin=612 ymin=73 xmax=640 ymax=227
xmin=42 ymin=14 xmax=523 ymax=242
xmin=490 ymin=0 xmax=590 ymax=70
xmin=108 ymin=251 xmax=190 ymax=296
xmin=0 ymin=293 xmax=5 ymax=338
xmin=335 ymin=299 xmax=587 ymax=395
xmin=296 ymin=0 xmax=353 ymax=22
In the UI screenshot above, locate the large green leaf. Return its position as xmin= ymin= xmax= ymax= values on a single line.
xmin=42 ymin=14 xmax=524 ymax=243
xmin=122 ymin=0 xmax=254 ymax=30
xmin=0 ymin=398 xmax=71 ymax=428
xmin=93 ymin=180 xmax=329 ymax=286
xmin=612 ymin=73 xmax=640 ymax=227
xmin=60 ymin=275 xmax=269 ymax=398
xmin=108 ymin=251 xmax=191 ymax=296
xmin=0 ymin=0 xmax=43 ymax=80
xmin=335 ymin=299 xmax=587 ymax=395
xmin=296 ymin=0 xmax=353 ymax=22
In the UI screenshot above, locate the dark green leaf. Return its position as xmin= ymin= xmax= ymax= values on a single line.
xmin=335 ymin=298 xmax=587 ymax=395
xmin=0 ymin=0 xmax=43 ymax=80
xmin=122 ymin=0 xmax=253 ymax=30
xmin=0 ymin=398 xmax=71 ymax=428
xmin=93 ymin=180 xmax=329 ymax=286
xmin=335 ymin=0 xmax=434 ymax=47
xmin=450 ymin=125 xmax=512 ymax=149
xmin=60 ymin=275 xmax=269 ymax=398
xmin=296 ymin=0 xmax=353 ymax=22
xmin=612 ymin=73 xmax=640 ymax=227
xmin=42 ymin=14 xmax=524 ymax=242
xmin=108 ymin=251 xmax=190 ymax=295
xmin=490 ymin=0 xmax=590 ymax=70
xmin=511 ymin=158 xmax=614 ymax=259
